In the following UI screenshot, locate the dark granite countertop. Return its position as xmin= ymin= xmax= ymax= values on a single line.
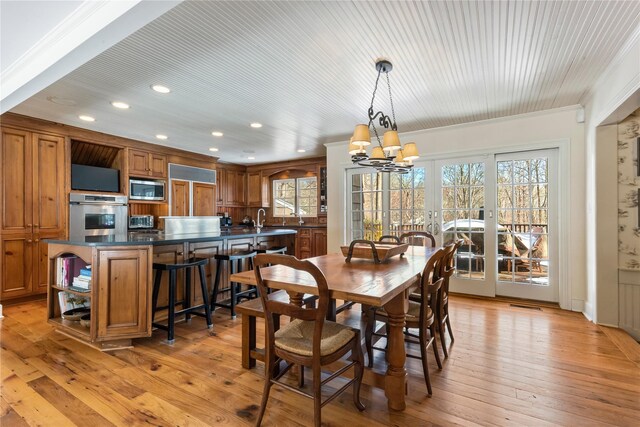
xmin=46 ymin=227 xmax=297 ymax=247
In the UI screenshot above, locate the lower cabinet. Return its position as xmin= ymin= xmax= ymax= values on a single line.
xmin=1 ymin=232 xmax=64 ymax=301
xmin=47 ymin=243 xmax=153 ymax=351
xmin=295 ymin=227 xmax=327 ymax=259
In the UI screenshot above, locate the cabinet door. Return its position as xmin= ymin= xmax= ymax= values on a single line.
xmin=171 ymin=179 xmax=190 ymax=216
xmin=225 ymin=171 xmax=245 ymax=206
xmin=190 ymin=240 xmax=224 ymax=306
xmin=312 ymin=229 xmax=327 ymax=257
xmin=33 ymin=133 xmax=66 ymax=234
xmin=296 ymin=229 xmax=312 ymax=259
xmin=1 ymin=128 xmax=32 ymax=233
xmin=96 ymin=247 xmax=151 ymax=339
xmin=193 ymin=182 xmax=216 ymax=216
xmin=0 ymin=235 xmax=33 ymax=299
xmin=247 ymin=172 xmax=261 ymax=207
xmin=129 ymin=149 xmax=149 ymax=177
xmin=149 ymin=153 xmax=167 ymax=178
xmin=216 ymin=169 xmax=225 ymax=205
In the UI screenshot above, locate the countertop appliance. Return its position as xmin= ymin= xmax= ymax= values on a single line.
xmin=219 ymin=216 xmax=232 ymax=227
xmin=129 ymin=215 xmax=154 ymax=229
xmin=69 ymin=193 xmax=128 ymax=239
xmin=129 ymin=179 xmax=165 ymax=201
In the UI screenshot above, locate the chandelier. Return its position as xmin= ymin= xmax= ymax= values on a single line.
xmin=349 ymin=60 xmax=419 ymax=173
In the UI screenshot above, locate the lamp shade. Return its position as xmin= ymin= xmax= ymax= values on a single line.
xmin=382 ymin=130 xmax=401 ymax=153
xmin=402 ymin=142 xmax=419 ymax=160
xmin=352 ymin=124 xmax=371 ymax=146
xmin=370 ymin=146 xmax=386 ymax=160
xmin=394 ymin=148 xmax=406 ymax=165
xmin=348 ymin=141 xmax=362 ymax=155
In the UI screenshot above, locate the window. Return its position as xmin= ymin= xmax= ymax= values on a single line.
xmin=349 ymin=168 xmax=425 ymax=240
xmin=273 ymin=177 xmax=317 ymax=217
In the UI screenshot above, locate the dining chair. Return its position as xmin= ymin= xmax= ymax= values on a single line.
xmin=435 ymin=240 xmax=463 ymax=358
xmin=364 ymin=248 xmax=446 ymax=395
xmin=253 ymin=254 xmax=365 ymax=427
xmin=378 ymin=235 xmax=401 ymax=244
xmin=400 ymin=231 xmax=436 ymax=247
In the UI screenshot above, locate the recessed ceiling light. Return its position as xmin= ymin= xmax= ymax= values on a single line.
xmin=211 ymin=131 xmax=223 ymax=137
xmin=297 ymin=149 xmax=306 ymax=153
xmin=247 ymin=156 xmax=255 ymax=160
xmin=155 ymin=134 xmax=168 ymax=140
xmin=209 ymin=147 xmax=219 ymax=152
xmin=151 ymin=84 xmax=171 ymax=93
xmin=111 ymin=101 xmax=129 ymax=109
xmin=78 ymin=115 xmax=95 ymax=122
xmin=250 ymin=123 xmax=262 ymax=128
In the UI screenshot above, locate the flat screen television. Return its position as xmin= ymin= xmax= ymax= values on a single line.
xmin=71 ymin=164 xmax=120 ymax=192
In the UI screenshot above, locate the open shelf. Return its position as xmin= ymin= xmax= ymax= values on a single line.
xmin=51 ymin=285 xmax=92 ymax=297
xmin=48 ymin=317 xmax=91 ymax=338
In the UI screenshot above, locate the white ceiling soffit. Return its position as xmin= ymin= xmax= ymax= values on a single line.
xmin=0 ymin=0 xmax=181 ymax=113
xmin=11 ymin=0 xmax=640 ymax=165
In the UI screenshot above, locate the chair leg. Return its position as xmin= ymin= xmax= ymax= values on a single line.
xmin=211 ymin=259 xmax=222 ymax=311
xmin=439 ymin=312 xmax=449 ymax=358
xmin=313 ymin=363 xmax=322 ymax=427
xmin=184 ymin=266 xmax=192 ymax=322
xmin=256 ymin=362 xmax=274 ymax=427
xmin=419 ymin=328 xmax=432 ymax=395
xmin=167 ymin=270 xmax=177 ymax=344
xmin=298 ymin=365 xmax=305 ymax=388
xmin=364 ymin=308 xmax=375 ymax=368
xmin=445 ymin=304 xmax=454 ymax=342
xmin=198 ymin=264 xmax=213 ymax=329
xmin=352 ymin=332 xmax=365 ymax=411
xmin=151 ymin=270 xmax=162 ymax=322
xmin=430 ymin=323 xmax=442 ymax=369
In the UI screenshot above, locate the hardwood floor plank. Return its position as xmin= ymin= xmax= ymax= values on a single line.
xmin=600 ymin=325 xmax=640 ymax=368
xmin=2 ymin=296 xmax=639 ymax=427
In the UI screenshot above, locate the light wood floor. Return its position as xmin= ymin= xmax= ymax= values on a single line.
xmin=1 ymin=295 xmax=639 ymax=426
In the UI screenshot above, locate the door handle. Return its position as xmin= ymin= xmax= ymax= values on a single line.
xmin=426 ymin=223 xmax=432 ymax=233
xmin=434 ymin=223 xmax=440 ymax=236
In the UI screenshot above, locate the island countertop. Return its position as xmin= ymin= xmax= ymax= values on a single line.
xmin=46 ymin=227 xmax=297 ymax=247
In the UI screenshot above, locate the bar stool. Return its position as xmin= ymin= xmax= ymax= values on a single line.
xmin=151 ymin=257 xmax=213 ymax=344
xmin=211 ymin=250 xmax=258 ymax=319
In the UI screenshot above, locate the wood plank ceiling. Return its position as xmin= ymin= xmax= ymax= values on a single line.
xmin=11 ymin=1 xmax=640 ymax=164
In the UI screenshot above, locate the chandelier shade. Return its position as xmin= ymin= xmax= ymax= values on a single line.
xmin=349 ymin=60 xmax=419 ymax=173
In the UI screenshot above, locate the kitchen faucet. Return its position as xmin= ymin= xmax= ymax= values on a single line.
xmin=256 ymin=208 xmax=266 ymax=230
xmin=291 ymin=210 xmax=304 ymax=225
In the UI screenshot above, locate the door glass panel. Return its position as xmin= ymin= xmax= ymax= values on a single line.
xmin=496 ymin=157 xmax=549 ymax=286
xmin=441 ymin=161 xmax=485 ymax=280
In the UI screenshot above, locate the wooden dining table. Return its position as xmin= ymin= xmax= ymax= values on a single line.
xmin=229 ymin=245 xmax=439 ymax=411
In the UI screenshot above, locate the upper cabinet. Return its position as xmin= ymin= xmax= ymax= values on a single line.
xmin=1 ymin=127 xmax=66 ymax=235
xmin=129 ymin=148 xmax=167 ymax=178
xmin=217 ymin=168 xmax=245 ymax=207
xmin=247 ymin=171 xmax=270 ymax=207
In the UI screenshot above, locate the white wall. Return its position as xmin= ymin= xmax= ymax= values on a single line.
xmin=583 ymin=28 xmax=640 ymax=324
xmin=327 ymin=106 xmax=585 ymax=311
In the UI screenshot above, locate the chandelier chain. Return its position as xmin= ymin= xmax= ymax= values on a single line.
xmin=386 ymin=72 xmax=397 ymax=126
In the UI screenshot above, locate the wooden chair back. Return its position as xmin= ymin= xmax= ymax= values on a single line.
xmin=400 ymin=231 xmax=436 ymax=248
xmin=253 ymin=254 xmax=330 ymax=356
xmin=418 ymin=248 xmax=446 ymax=327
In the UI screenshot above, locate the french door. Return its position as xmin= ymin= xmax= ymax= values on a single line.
xmin=347 ymin=149 xmax=558 ymax=302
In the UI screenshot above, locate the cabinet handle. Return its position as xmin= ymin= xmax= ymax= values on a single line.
xmin=26 ymin=239 xmax=32 ymax=243
xmin=27 ymin=223 xmax=32 ymax=227
xmin=34 ymin=239 xmax=40 ymax=243
xmin=34 ymin=224 xmax=39 ymax=227
xmin=177 ymin=251 xmax=184 ymax=256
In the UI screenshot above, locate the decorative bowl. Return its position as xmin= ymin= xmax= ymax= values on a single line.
xmin=61 ymin=307 xmax=90 ymax=321
xmin=80 ymin=313 xmax=91 ymax=328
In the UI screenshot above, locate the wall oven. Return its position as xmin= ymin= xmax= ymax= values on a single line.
xmin=69 ymin=193 xmax=128 ymax=239
xmin=129 ymin=179 xmax=165 ymax=201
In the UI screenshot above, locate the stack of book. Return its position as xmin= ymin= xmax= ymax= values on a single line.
xmin=69 ymin=266 xmax=92 ymax=293
xmin=55 ymin=255 xmax=76 ymax=287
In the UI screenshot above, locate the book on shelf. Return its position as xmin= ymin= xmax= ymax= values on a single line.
xmin=68 ymin=285 xmax=91 ymax=293
xmin=79 ymin=267 xmax=92 ymax=277
xmin=72 ymin=278 xmax=91 ymax=289
xmin=55 ymin=255 xmax=77 ymax=287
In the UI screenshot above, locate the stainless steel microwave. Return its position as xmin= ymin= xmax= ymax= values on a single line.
xmin=129 ymin=179 xmax=165 ymax=201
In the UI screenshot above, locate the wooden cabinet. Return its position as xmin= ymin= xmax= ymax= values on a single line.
xmin=128 ymin=148 xmax=167 ymax=178
xmin=247 ymin=171 xmax=270 ymax=207
xmin=193 ymin=182 xmax=216 ymax=216
xmin=295 ymin=227 xmax=327 ymax=259
xmin=1 ymin=128 xmax=66 ymax=235
xmin=47 ymin=244 xmax=152 ymax=350
xmin=312 ymin=228 xmax=327 ymax=257
xmin=171 ymin=179 xmax=190 ymax=216
xmin=220 ymin=169 xmax=245 ymax=207
xmin=1 ymin=127 xmax=66 ymax=301
xmin=95 ymin=247 xmax=151 ymax=339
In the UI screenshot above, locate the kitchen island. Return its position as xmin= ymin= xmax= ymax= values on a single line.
xmin=46 ymin=228 xmax=297 ymax=351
